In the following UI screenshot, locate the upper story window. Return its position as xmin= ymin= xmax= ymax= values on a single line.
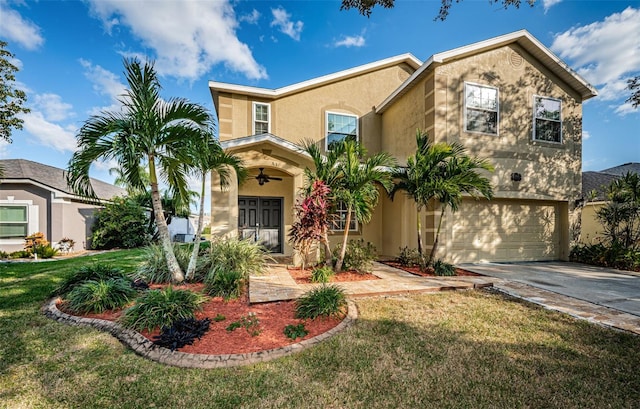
xmin=0 ymin=205 xmax=28 ymax=239
xmin=465 ymin=83 xmax=499 ymax=135
xmin=326 ymin=112 xmax=358 ymax=150
xmin=252 ymin=102 xmax=270 ymax=135
xmin=533 ymin=96 xmax=562 ymax=143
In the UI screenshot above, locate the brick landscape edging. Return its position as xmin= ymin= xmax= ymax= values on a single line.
xmin=42 ymin=298 xmax=358 ymax=368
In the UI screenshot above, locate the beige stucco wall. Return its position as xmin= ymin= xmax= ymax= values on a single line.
xmin=581 ymin=202 xmax=606 ymax=244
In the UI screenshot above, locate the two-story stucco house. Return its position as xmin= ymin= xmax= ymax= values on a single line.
xmin=208 ymin=30 xmax=597 ymax=264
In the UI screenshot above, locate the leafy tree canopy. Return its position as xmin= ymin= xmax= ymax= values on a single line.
xmin=340 ymin=0 xmax=535 ymax=20
xmin=627 ymin=75 xmax=640 ymax=108
xmin=0 ymin=40 xmax=30 ymax=143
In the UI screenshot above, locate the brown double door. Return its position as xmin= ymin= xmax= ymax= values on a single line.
xmin=238 ymin=196 xmax=283 ymax=253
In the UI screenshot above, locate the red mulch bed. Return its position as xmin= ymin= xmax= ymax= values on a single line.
xmin=379 ymin=261 xmax=481 ymax=277
xmin=57 ymin=284 xmax=344 ymax=355
xmin=288 ymin=267 xmax=379 ymax=284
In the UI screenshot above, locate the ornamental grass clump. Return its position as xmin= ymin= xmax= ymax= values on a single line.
xmin=56 ymin=264 xmax=130 ymax=295
xmin=295 ymin=284 xmax=347 ymax=319
xmin=311 ymin=265 xmax=334 ymax=283
xmin=204 ymin=267 xmax=245 ymax=300
xmin=433 ymin=259 xmax=456 ymax=276
xmin=198 ymin=237 xmax=268 ymax=282
xmin=120 ymin=287 xmax=207 ymax=332
xmin=66 ymin=278 xmax=136 ymax=314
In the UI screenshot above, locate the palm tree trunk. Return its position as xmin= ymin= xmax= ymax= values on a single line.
xmin=322 ymin=231 xmax=332 ymax=267
xmin=428 ymin=205 xmax=446 ymax=266
xmin=186 ymin=172 xmax=206 ymax=281
xmin=149 ymin=159 xmax=184 ymax=283
xmin=416 ymin=207 xmax=426 ymax=271
xmin=334 ymin=203 xmax=352 ymax=272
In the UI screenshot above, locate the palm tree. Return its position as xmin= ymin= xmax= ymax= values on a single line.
xmin=66 ymin=58 xmax=210 ymax=283
xmin=185 ymin=127 xmax=246 ymax=280
xmin=427 ymin=144 xmax=494 ymax=265
xmin=390 ymin=130 xmax=454 ymax=269
xmin=109 ymin=165 xmax=150 ymax=195
xmin=332 ymin=140 xmax=397 ymax=272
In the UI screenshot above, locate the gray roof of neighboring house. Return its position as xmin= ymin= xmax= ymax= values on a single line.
xmin=600 ymin=162 xmax=640 ymax=176
xmin=582 ymin=171 xmax=619 ymax=201
xmin=0 ymin=159 xmax=125 ymax=200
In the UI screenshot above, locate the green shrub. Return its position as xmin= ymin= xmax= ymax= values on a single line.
xmin=284 ymin=323 xmax=308 ymax=340
xmin=137 ymin=243 xmax=201 ymax=284
xmin=570 ymin=243 xmax=640 ymax=271
xmin=66 ymin=278 xmax=136 ymax=313
xmin=204 ymin=267 xmax=244 ymax=299
xmin=120 ymin=287 xmax=207 ymax=332
xmin=336 ymin=239 xmax=377 ymax=273
xmin=0 ymin=251 xmax=8 ymax=259
xmin=91 ymin=197 xmax=151 ymax=250
xmin=396 ymin=246 xmax=420 ymax=267
xmin=199 ymin=237 xmax=268 ymax=282
xmin=433 ymin=259 xmax=456 ymax=276
xmin=33 ymin=244 xmax=58 ymax=259
xmin=295 ymin=284 xmax=347 ymax=319
xmin=56 ymin=264 xmax=129 ymax=295
xmin=9 ymin=250 xmax=32 ymax=259
xmin=311 ymin=265 xmax=334 ymax=283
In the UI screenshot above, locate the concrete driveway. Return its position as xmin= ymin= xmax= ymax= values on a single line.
xmin=460 ymin=262 xmax=640 ymax=317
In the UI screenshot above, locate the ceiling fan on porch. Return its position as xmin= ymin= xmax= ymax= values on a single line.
xmin=255 ymin=168 xmax=283 ymax=186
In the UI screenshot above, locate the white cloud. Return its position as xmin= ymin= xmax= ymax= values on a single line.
xmin=0 ymin=140 xmax=9 ymax=158
xmin=79 ymin=59 xmax=127 ymax=114
xmin=542 ymin=0 xmax=563 ymax=13
xmin=87 ymin=0 xmax=267 ymax=80
xmin=33 ymin=94 xmax=74 ymax=122
xmin=334 ymin=35 xmax=365 ymax=48
xmin=582 ymin=130 xmax=591 ymax=140
xmin=551 ymin=7 xmax=640 ymax=115
xmin=0 ymin=2 xmax=44 ymax=50
xmin=551 ymin=7 xmax=640 ymax=85
xmin=18 ymin=111 xmax=77 ymax=153
xmin=270 ymin=7 xmax=303 ymax=41
xmin=613 ymin=102 xmax=636 ymax=116
xmin=239 ymin=9 xmax=260 ymax=24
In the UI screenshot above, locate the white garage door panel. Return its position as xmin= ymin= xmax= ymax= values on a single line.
xmin=451 ymin=200 xmax=559 ymax=263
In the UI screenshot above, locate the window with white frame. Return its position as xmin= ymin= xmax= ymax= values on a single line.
xmin=331 ymin=202 xmax=358 ymax=232
xmin=0 ymin=205 xmax=28 ymax=239
xmin=252 ymin=102 xmax=270 ymax=134
xmin=533 ymin=96 xmax=562 ymax=143
xmin=465 ymin=83 xmax=499 ymax=135
xmin=326 ymin=112 xmax=358 ymax=150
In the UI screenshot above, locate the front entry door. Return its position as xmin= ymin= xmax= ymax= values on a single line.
xmin=238 ymin=196 xmax=283 ymax=253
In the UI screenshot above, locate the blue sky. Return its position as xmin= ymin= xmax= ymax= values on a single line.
xmin=1 ymin=0 xmax=639 ymax=201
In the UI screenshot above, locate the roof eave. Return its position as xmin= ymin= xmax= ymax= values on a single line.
xmin=209 ymin=53 xmax=422 ymax=99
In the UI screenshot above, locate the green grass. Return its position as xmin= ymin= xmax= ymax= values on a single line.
xmin=1 ymin=249 xmax=640 ymax=408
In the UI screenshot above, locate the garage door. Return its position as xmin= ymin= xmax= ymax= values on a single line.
xmin=450 ymin=200 xmax=560 ymax=263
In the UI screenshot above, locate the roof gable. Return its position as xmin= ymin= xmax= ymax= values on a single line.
xmin=377 ymin=30 xmax=598 ymax=113
xmin=209 ymin=54 xmax=422 ymax=99
xmin=0 ymin=159 xmax=125 ymax=200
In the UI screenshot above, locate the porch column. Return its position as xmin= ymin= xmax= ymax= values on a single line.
xmin=211 ymin=170 xmax=238 ymax=239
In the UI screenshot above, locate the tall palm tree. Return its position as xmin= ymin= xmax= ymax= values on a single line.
xmin=66 ymin=58 xmax=210 ymax=283
xmin=109 ymin=165 xmax=150 ymax=195
xmin=427 ymin=144 xmax=494 ymax=265
xmin=185 ymin=127 xmax=246 ymax=280
xmin=390 ymin=130 xmax=458 ymax=269
xmin=332 ymin=140 xmax=397 ymax=272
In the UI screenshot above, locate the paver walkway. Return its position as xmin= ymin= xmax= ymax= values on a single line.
xmin=251 ymin=261 xmax=640 ymax=336
xmin=249 ymin=261 xmax=493 ymax=303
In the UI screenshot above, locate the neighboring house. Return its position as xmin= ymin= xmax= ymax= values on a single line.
xmin=580 ymin=163 xmax=640 ymax=244
xmin=208 ymin=30 xmax=597 ymax=263
xmin=0 ymin=159 xmax=125 ymax=253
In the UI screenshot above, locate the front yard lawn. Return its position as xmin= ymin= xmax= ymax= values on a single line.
xmin=1 ymin=249 xmax=639 ymax=408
